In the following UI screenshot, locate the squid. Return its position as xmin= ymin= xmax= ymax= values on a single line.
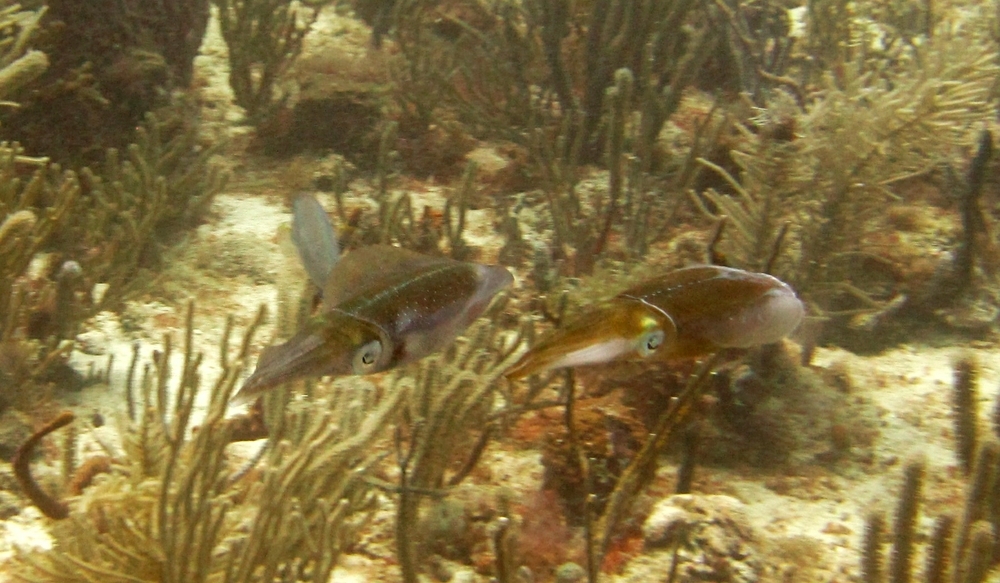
xmin=234 ymin=194 xmax=513 ymax=402
xmin=504 ymin=265 xmax=805 ymax=380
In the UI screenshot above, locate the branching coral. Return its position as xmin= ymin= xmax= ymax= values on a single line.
xmin=0 ymin=3 xmax=47 ymax=101
xmin=1 ymin=0 xmax=210 ymax=164
xmin=391 ymin=303 xmax=530 ymax=583
xmin=389 ymin=0 xmax=717 ymax=271
xmin=861 ymin=449 xmax=1000 ymax=583
xmin=694 ymin=22 xmax=996 ymax=314
xmin=0 ymin=147 xmax=79 ymax=321
xmin=70 ymin=105 xmax=228 ymax=311
xmin=213 ymin=0 xmax=319 ymax=123
xmin=11 ymin=302 xmax=402 ymax=582
xmin=0 ymin=99 xmax=224 ymax=415
xmin=0 ymin=143 xmax=81 ymax=412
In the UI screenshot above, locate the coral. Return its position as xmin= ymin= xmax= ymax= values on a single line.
xmin=888 ymin=459 xmax=924 ymax=583
xmin=0 ymin=0 xmax=210 ymax=164
xmin=951 ymin=130 xmax=992 ymax=294
xmin=307 ymin=130 xmax=482 ymax=258
xmin=861 ymin=443 xmax=1000 ymax=583
xmin=68 ymin=105 xmax=228 ymax=312
xmin=640 ymin=494 xmax=762 ymax=583
xmin=952 ymin=354 xmax=980 ymax=475
xmin=0 ymin=148 xmax=79 ymax=323
xmin=595 ymin=354 xmax=724 ymax=566
xmin=0 ymin=3 xmax=47 ymax=101
xmin=11 ymin=303 xmax=403 ymax=582
xmin=513 ymin=489 xmax=579 ymax=579
xmin=443 ymin=161 xmax=477 ymax=260
xmin=924 ymin=516 xmax=954 ymax=583
xmin=213 ymin=0 xmax=318 ymax=123
xmin=0 ymin=148 xmax=81 ymax=412
xmin=862 ymin=511 xmax=885 ymax=583
xmin=791 ymin=35 xmax=992 ymax=299
xmin=11 ymin=410 xmax=73 ymax=519
xmin=65 ymin=455 xmax=112 ymax=496
xmin=389 ymin=0 xmax=717 ymax=271
xmin=803 ymin=0 xmax=852 ymax=81
xmin=390 ymin=308 xmax=529 ymax=583
xmin=694 ymin=20 xmax=996 ymax=344
xmin=540 ymin=397 xmax=645 ymax=524
xmin=0 ymin=98 xmax=223 ymax=417
xmin=254 ymin=88 xmax=386 ymax=160
xmin=674 ymin=422 xmax=702 ymax=495
xmin=690 ymin=94 xmax=800 ymax=274
xmin=417 ymin=497 xmax=477 ymax=562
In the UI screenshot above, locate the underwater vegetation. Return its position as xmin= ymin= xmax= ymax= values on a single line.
xmin=5 ymin=302 xmax=535 ymax=582
xmin=0 ymin=0 xmax=226 ymax=422
xmin=212 ymin=0 xmax=325 ymax=124
xmin=381 ymin=0 xmax=996 ymax=331
xmin=0 ymin=0 xmax=210 ymax=164
xmin=7 ymin=0 xmax=1000 ymax=581
xmin=10 ymin=303 xmax=405 ymax=582
xmin=0 ymin=107 xmax=226 ymax=420
xmin=860 ymin=355 xmax=1000 ymax=583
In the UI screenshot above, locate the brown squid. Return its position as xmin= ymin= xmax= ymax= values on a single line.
xmin=234 ymin=194 xmax=513 ymax=402
xmin=504 ymin=265 xmax=805 ymax=380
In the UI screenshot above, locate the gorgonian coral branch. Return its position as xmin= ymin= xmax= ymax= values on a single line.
xmin=12 ymin=410 xmax=74 ymax=519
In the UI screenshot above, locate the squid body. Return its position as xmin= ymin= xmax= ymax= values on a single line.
xmin=504 ymin=265 xmax=805 ymax=380
xmin=234 ymin=194 xmax=513 ymax=402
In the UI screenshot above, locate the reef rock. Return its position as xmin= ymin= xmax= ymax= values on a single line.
xmin=632 ymin=493 xmax=761 ymax=583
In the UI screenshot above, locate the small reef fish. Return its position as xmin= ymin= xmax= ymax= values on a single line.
xmin=234 ymin=194 xmax=513 ymax=402
xmin=504 ymin=265 xmax=805 ymax=380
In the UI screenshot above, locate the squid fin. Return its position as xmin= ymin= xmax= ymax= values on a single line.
xmin=292 ymin=193 xmax=341 ymax=288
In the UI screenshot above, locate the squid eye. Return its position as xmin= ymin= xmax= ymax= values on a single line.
xmin=353 ymin=340 xmax=383 ymax=373
xmin=638 ymin=329 xmax=665 ymax=356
